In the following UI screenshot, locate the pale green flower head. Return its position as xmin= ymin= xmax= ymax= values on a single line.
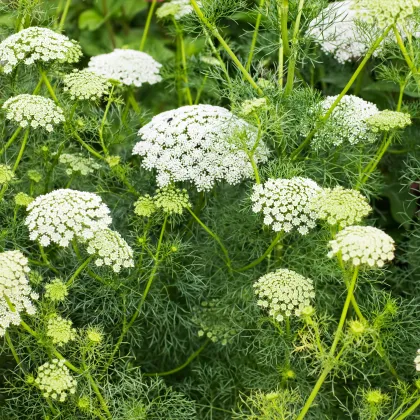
xmin=86 ymin=326 xmax=104 ymax=344
xmin=366 ymin=110 xmax=411 ymax=133
xmin=45 ymin=279 xmax=68 ymax=302
xmin=46 ymin=315 xmax=76 ymax=346
xmin=27 ymin=169 xmax=42 ymax=183
xmin=106 ymin=155 xmax=121 ymax=167
xmin=134 ymin=194 xmax=156 ymax=217
xmin=156 ymin=0 xmax=199 ymax=20
xmin=241 ymin=98 xmax=268 ymax=116
xmin=154 ymin=186 xmax=191 ymax=215
xmin=14 ymin=192 xmax=34 ymax=207
xmin=63 ymin=69 xmax=111 ymax=101
xmin=59 ymin=153 xmax=101 ymax=176
xmin=352 ymin=0 xmax=420 ymax=29
xmin=0 ymin=164 xmax=14 ymax=185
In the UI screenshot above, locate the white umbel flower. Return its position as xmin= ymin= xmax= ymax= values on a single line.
xmin=25 ymin=189 xmax=112 ymax=247
xmin=157 ymin=0 xmax=200 ymax=20
xmin=87 ymin=49 xmax=162 ymax=87
xmin=0 ymin=27 xmax=82 ymax=73
xmin=311 ymin=95 xmax=379 ymax=148
xmin=86 ymin=229 xmax=134 ymax=273
xmin=35 ymin=359 xmax=77 ymax=402
xmin=254 ymin=269 xmax=315 ymax=322
xmin=251 ymin=177 xmax=320 ymax=235
xmin=415 ymin=349 xmax=420 ymax=371
xmin=63 ymin=69 xmax=111 ymax=101
xmin=132 ymin=105 xmax=269 ymax=191
xmin=328 ymin=225 xmax=395 ymax=268
xmin=0 ymin=251 xmax=38 ymax=336
xmin=3 ymin=95 xmax=65 ymax=131
xmin=46 ymin=315 xmax=76 ymax=346
xmin=312 ymin=186 xmax=371 ymax=228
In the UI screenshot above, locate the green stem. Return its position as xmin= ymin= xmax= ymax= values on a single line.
xmin=66 ymin=256 xmax=93 ymax=287
xmin=39 ymin=70 xmax=59 ymax=104
xmin=5 ymin=330 xmax=22 ymax=368
xmin=190 ymin=0 xmax=263 ymax=96
xmin=12 ymin=129 xmax=29 ymax=172
xmin=393 ymin=26 xmax=418 ymax=75
xmin=58 ymin=0 xmax=72 ymax=32
xmin=235 ymin=232 xmax=282 ymax=272
xmin=246 ymin=0 xmax=266 ymax=71
xmin=0 ymin=127 xmax=22 ymax=157
xmin=174 ymin=20 xmax=193 ymax=105
xmin=99 ymin=85 xmax=115 ymax=157
xmin=393 ymin=397 xmax=420 ymax=420
xmin=71 ymin=129 xmax=106 ymax=161
xmin=139 ymin=0 xmax=157 ymax=51
xmin=280 ymin=0 xmax=290 ymax=57
xmin=194 ymin=74 xmax=208 ymax=104
xmin=144 ymin=340 xmax=210 ymax=377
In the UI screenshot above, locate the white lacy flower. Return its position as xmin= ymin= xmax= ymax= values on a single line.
xmin=25 ymin=189 xmax=112 ymax=248
xmin=311 ymin=95 xmax=379 ymax=148
xmin=87 ymin=49 xmax=162 ymax=87
xmin=254 ymin=269 xmax=315 ymax=322
xmin=132 ymin=105 xmax=269 ymax=191
xmin=312 ymin=186 xmax=371 ymax=228
xmin=415 ymin=349 xmax=420 ymax=371
xmin=251 ymin=177 xmax=320 ymax=235
xmin=86 ymin=229 xmax=134 ymax=273
xmin=46 ymin=315 xmax=76 ymax=346
xmin=328 ymin=225 xmax=395 ymax=268
xmin=63 ymin=69 xmax=111 ymax=101
xmin=0 ymin=251 xmax=38 ymax=336
xmin=156 ymin=0 xmax=198 ymax=20
xmin=35 ymin=359 xmax=77 ymax=402
xmin=3 ymin=95 xmax=65 ymax=131
xmin=59 ymin=153 xmax=101 ymax=176
xmin=0 ymin=27 xmax=82 ymax=73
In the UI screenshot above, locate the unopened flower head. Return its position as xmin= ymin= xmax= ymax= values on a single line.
xmin=132 ymin=105 xmax=269 ymax=191
xmin=14 ymin=192 xmax=34 ymax=207
xmin=0 ymin=27 xmax=82 ymax=73
xmin=3 ymin=94 xmax=65 ymax=131
xmin=352 ymin=0 xmax=420 ymax=29
xmin=254 ymin=269 xmax=315 ymax=322
xmin=63 ymin=69 xmax=111 ymax=101
xmin=311 ymin=95 xmax=379 ymax=148
xmin=88 ymin=49 xmax=162 ymax=87
xmin=312 ymin=186 xmax=371 ymax=228
xmin=35 ymin=359 xmax=77 ymax=402
xmin=25 ymin=189 xmax=112 ymax=248
xmin=46 ymin=315 xmax=76 ymax=346
xmin=86 ymin=326 xmax=103 ymax=344
xmin=154 ymin=186 xmax=191 ymax=215
xmin=106 ymin=155 xmax=120 ymax=167
xmin=45 ymin=279 xmax=68 ymax=302
xmin=366 ymin=110 xmax=412 ymax=133
xmin=86 ymin=229 xmax=134 ymax=273
xmin=328 ymin=225 xmax=395 ymax=268
xmin=251 ymin=177 xmax=320 ymax=235
xmin=59 ymin=153 xmax=101 ymax=176
xmin=0 ymin=251 xmax=38 ymax=336
xmin=365 ymin=389 xmax=389 ymax=405
xmin=415 ymin=349 xmax=420 ymax=371
xmin=28 ymin=169 xmax=42 ymax=183
xmin=134 ymin=194 xmax=156 ymax=217
xmin=0 ymin=164 xmax=14 ymax=185
xmin=156 ymin=0 xmax=198 ymax=20
xmin=241 ymin=98 xmax=268 ymax=116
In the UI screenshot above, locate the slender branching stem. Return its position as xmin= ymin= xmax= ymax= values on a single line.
xmin=39 ymin=69 xmax=59 ymax=104
xmin=58 ymin=0 xmax=72 ymax=32
xmin=0 ymin=127 xmax=22 ymax=157
xmin=393 ymin=397 xmax=420 ymax=420
xmin=99 ymin=84 xmax=115 ymax=157
xmin=5 ymin=331 xmax=22 ymax=368
xmin=280 ymin=0 xmax=290 ymax=57
xmin=66 ymin=256 xmax=94 ymax=287
xmin=139 ymin=0 xmax=158 ymax=51
xmin=246 ymin=0 xmax=266 ymax=71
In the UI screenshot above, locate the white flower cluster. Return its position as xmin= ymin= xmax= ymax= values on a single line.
xmin=156 ymin=0 xmax=197 ymax=20
xmin=328 ymin=226 xmax=395 ymax=267
xmin=35 ymin=359 xmax=77 ymax=402
xmin=59 ymin=153 xmax=101 ymax=176
xmin=154 ymin=186 xmax=191 ymax=215
xmin=86 ymin=229 xmax=134 ymax=273
xmin=253 ymin=269 xmax=315 ymax=322
xmin=63 ymin=69 xmax=111 ymax=101
xmin=25 ymin=189 xmax=112 ymax=247
xmin=0 ymin=251 xmax=38 ymax=336
xmin=308 ymin=1 xmax=370 ymax=64
xmin=0 ymin=27 xmax=82 ymax=73
xmin=46 ymin=315 xmax=76 ymax=346
xmin=132 ymin=105 xmax=269 ymax=191
xmin=311 ymin=95 xmax=379 ymax=148
xmin=415 ymin=349 xmax=420 ymax=371
xmin=251 ymin=177 xmax=320 ymax=235
xmin=312 ymin=186 xmax=371 ymax=228
xmin=88 ymin=49 xmax=162 ymax=87
xmin=3 ymin=95 xmax=65 ymax=132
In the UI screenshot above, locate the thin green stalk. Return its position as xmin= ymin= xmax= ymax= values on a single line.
xmin=71 ymin=129 xmax=106 ymax=161
xmin=393 ymin=26 xmax=418 ymax=75
xmin=393 ymin=397 xmax=420 ymax=420
xmin=127 ymin=90 xmax=141 ymax=115
xmin=5 ymin=330 xmax=22 ymax=368
xmin=195 ymin=74 xmax=208 ymax=104
xmin=39 ymin=69 xmax=59 ymax=104
xmin=66 ymin=256 xmax=94 ymax=287
xmin=190 ymin=0 xmax=263 ymax=96
xmin=144 ymin=340 xmax=210 ymax=377
xmin=248 ymin=152 xmax=261 ymax=184
xmin=105 ymin=216 xmax=168 ymax=369
xmin=0 ymin=127 xmax=22 ymax=157
xmin=99 ymin=84 xmax=115 ymax=157
xmin=280 ymin=0 xmax=290 ymax=56
xmin=187 ymin=207 xmax=232 ymax=270
xmin=58 ymin=0 xmax=72 ymax=31
xmin=38 ymin=244 xmax=59 ymax=274
xmin=139 ymin=0 xmax=157 ymax=51
xmin=102 ymin=0 xmax=116 ymax=48
xmin=296 ymin=267 xmax=359 ymax=419
xmin=246 ymin=0 xmax=266 ymax=71
xmin=290 ymin=25 xmax=392 ymax=160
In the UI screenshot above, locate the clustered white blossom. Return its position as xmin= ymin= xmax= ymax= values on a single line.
xmin=251 ymin=177 xmax=320 ymax=235
xmin=0 ymin=164 xmax=14 ymax=185
xmin=132 ymin=105 xmax=269 ymax=191
xmin=328 ymin=226 xmax=395 ymax=267
xmin=352 ymin=0 xmax=420 ymax=29
xmin=59 ymin=153 xmax=101 ymax=176
xmin=154 ymin=186 xmax=191 ymax=215
xmin=63 ymin=69 xmax=111 ymax=101
xmin=35 ymin=359 xmax=77 ymax=402
xmin=311 ymin=186 xmax=372 ymax=228
xmin=253 ymin=269 xmax=315 ymax=322
xmin=311 ymin=95 xmax=379 ymax=148
xmin=156 ymin=0 xmax=198 ymax=20
xmin=3 ymin=94 xmax=65 ymax=131
xmin=414 ymin=349 xmax=420 ymax=371
xmin=46 ymin=315 xmax=76 ymax=346
xmin=25 ymin=189 xmax=112 ymax=247
xmin=88 ymin=49 xmax=162 ymax=87
xmin=0 ymin=27 xmax=82 ymax=73
xmin=0 ymin=251 xmax=38 ymax=336
xmin=86 ymin=229 xmax=134 ymax=273
xmin=366 ymin=110 xmax=412 ymax=133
